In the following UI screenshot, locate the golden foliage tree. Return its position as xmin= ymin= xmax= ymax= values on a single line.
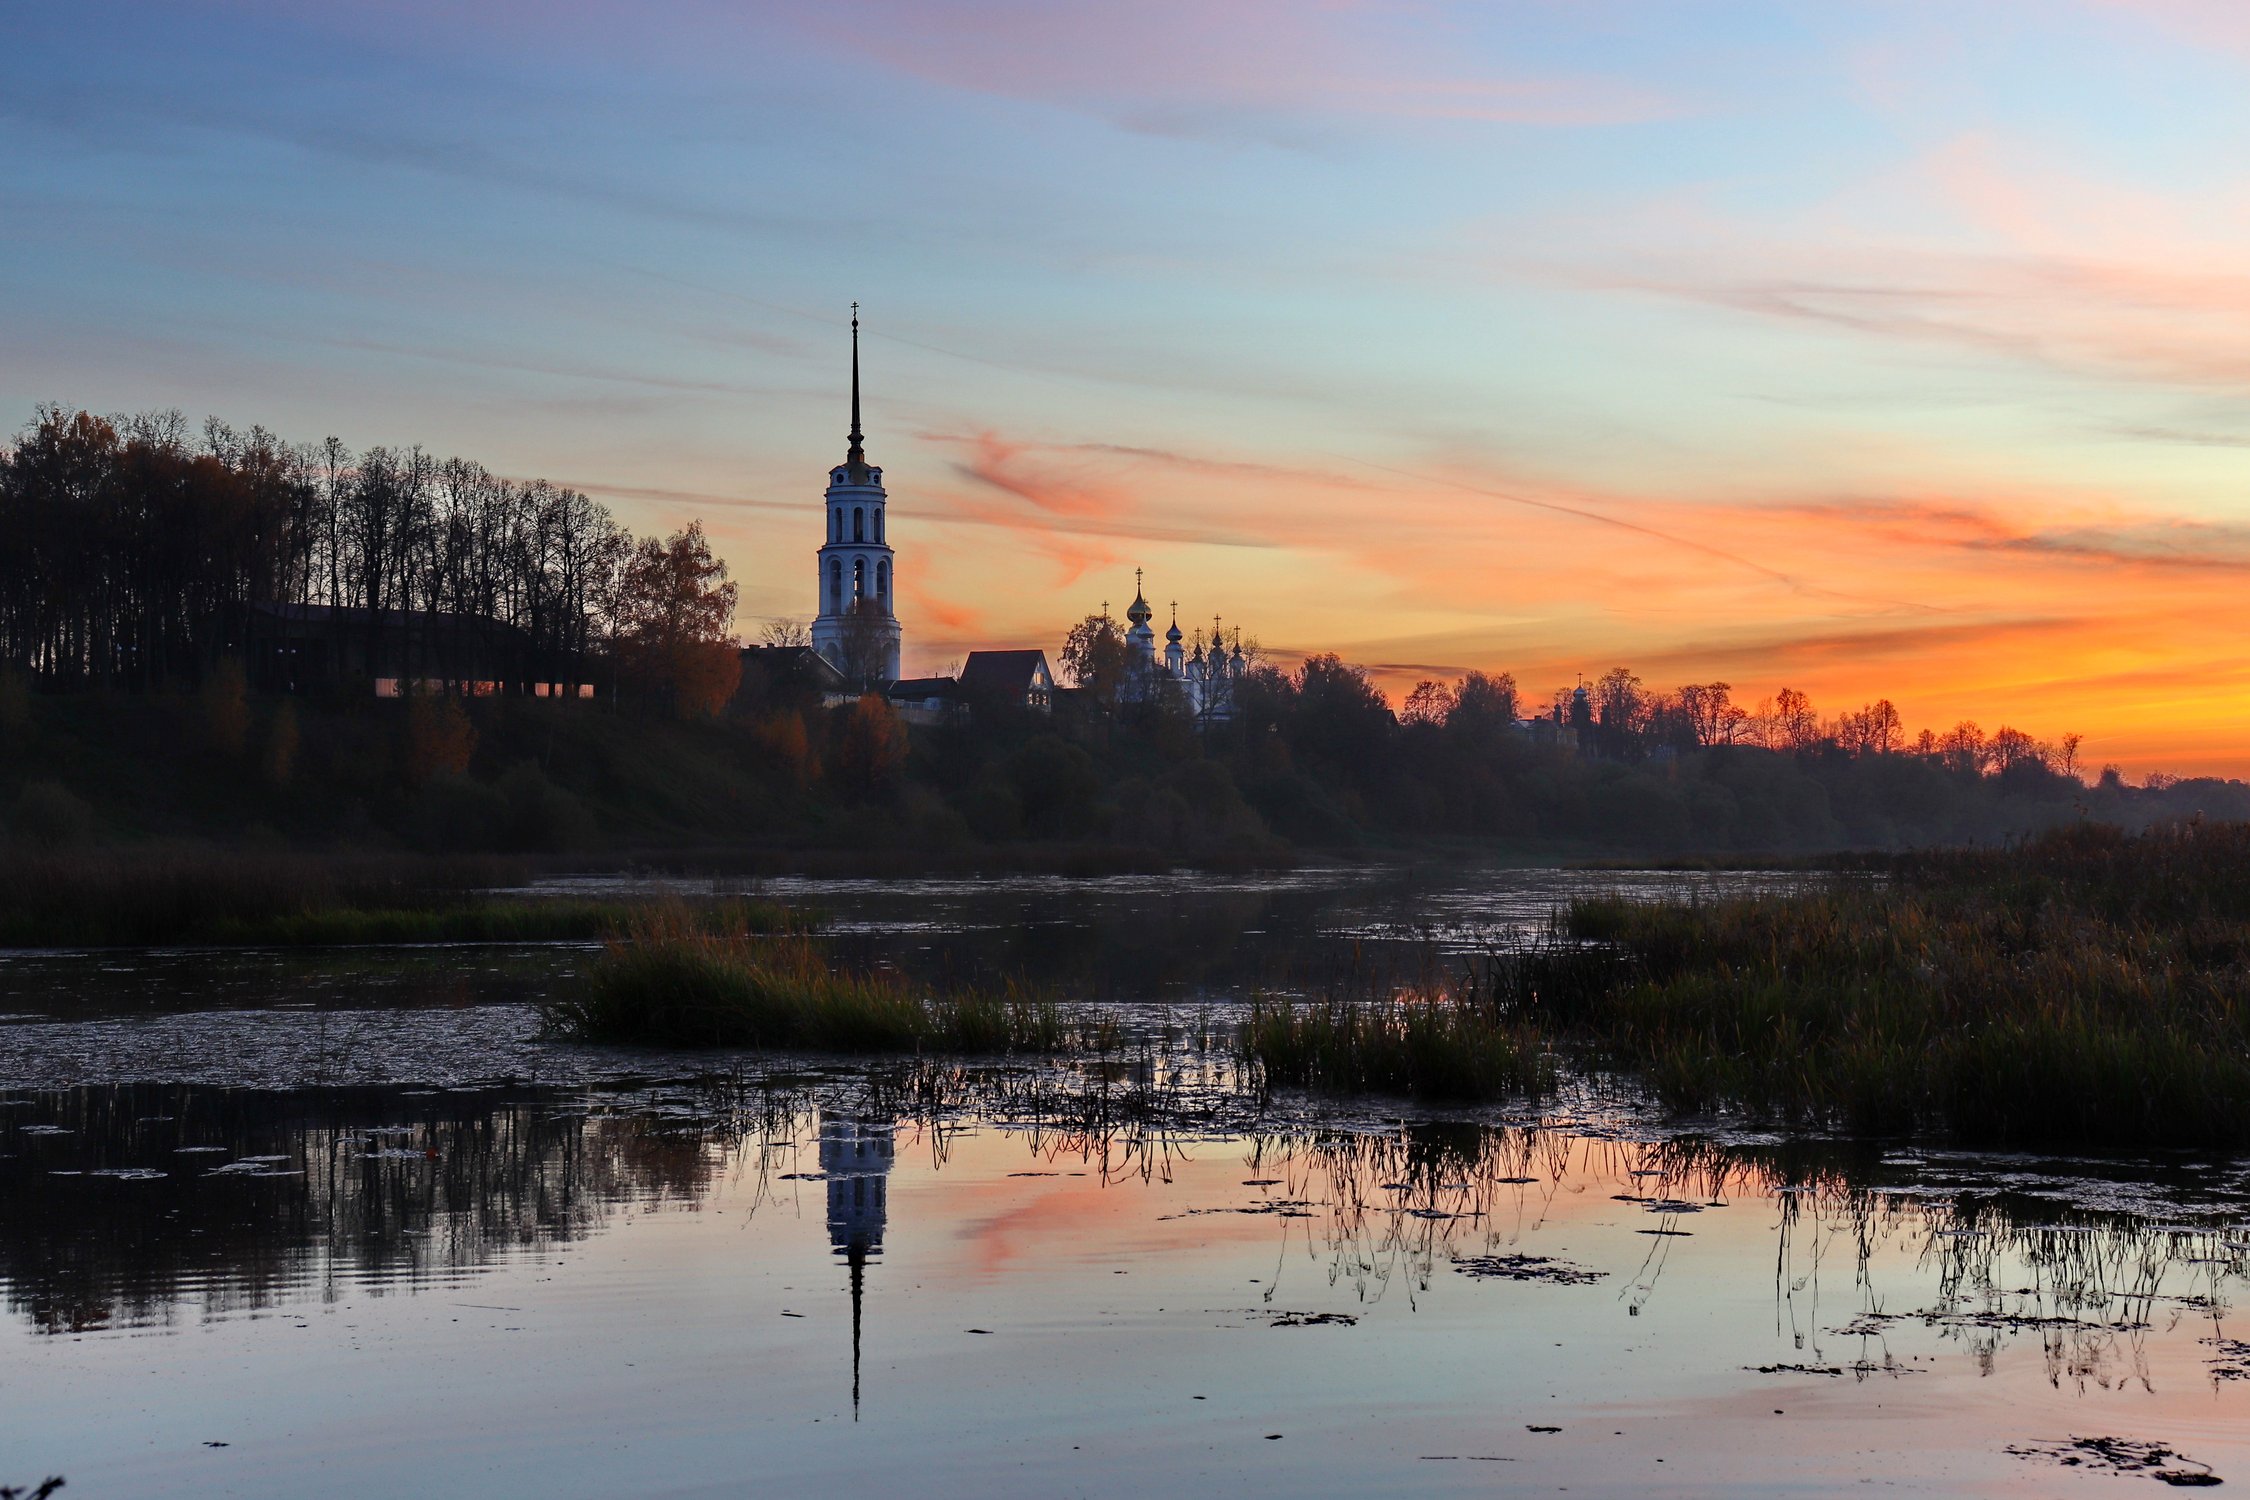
xmin=608 ymin=520 xmax=741 ymax=716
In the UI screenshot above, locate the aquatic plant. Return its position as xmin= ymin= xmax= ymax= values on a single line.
xmin=545 ymin=908 xmax=1072 ymax=1054
xmin=1237 ymin=987 xmax=1551 ymax=1103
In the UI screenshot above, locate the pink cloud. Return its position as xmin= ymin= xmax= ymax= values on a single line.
xmin=780 ymin=1 xmax=1676 ymax=133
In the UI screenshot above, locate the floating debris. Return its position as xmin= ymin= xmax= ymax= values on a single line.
xmin=1269 ymin=1311 xmax=1357 ymax=1328
xmin=2205 ymin=1337 xmax=2250 ymax=1381
xmin=2006 ymin=1436 xmax=2220 ymax=1486
xmin=1453 ymin=1255 xmax=1606 ymax=1286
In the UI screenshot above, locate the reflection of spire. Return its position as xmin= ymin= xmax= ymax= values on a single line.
xmin=849 ymin=1245 xmax=866 ymax=1416
xmin=820 ymin=1114 xmax=894 ymax=1419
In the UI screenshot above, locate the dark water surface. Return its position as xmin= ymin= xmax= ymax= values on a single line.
xmin=3 ymin=865 xmax=2248 ymax=1496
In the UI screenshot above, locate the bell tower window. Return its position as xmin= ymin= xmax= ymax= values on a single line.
xmin=854 ymin=507 xmax=865 ymax=542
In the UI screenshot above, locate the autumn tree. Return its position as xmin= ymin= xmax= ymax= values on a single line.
xmin=1676 ymin=682 xmax=1742 ymax=748
xmin=610 ymin=521 xmax=741 ymax=716
xmin=1771 ymin=688 xmax=1820 ymax=751
xmin=1059 ymin=610 xmax=1128 ymax=708
xmin=1834 ymin=699 xmax=1903 ymax=756
xmin=832 ymin=600 xmax=897 ymax=690
xmin=1401 ymin=679 xmax=1457 ymax=727
xmin=1591 ymin=667 xmax=1646 ymax=758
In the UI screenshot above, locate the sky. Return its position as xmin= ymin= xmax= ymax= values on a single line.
xmin=6 ymin=1 xmax=2250 ymax=774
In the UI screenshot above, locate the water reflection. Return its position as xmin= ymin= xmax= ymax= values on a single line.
xmin=821 ymin=1114 xmax=895 ymax=1414
xmin=5 ymin=1070 xmax=2246 ymax=1394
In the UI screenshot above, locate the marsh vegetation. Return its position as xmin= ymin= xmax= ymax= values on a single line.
xmin=544 ymin=908 xmax=1088 ymax=1054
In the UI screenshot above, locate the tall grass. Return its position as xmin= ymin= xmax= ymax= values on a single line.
xmin=1537 ymin=821 xmax=2250 ymax=1145
xmin=544 ymin=907 xmax=1074 ymax=1054
xmin=1239 ymin=988 xmax=1552 ymax=1102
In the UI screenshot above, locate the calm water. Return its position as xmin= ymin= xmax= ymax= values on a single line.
xmin=3 ymin=865 xmax=2247 ymax=1496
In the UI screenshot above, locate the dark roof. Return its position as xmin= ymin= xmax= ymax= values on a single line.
xmin=959 ymin=650 xmax=1052 ymax=693
xmin=886 ymin=676 xmax=956 ymax=700
xmin=251 ymin=601 xmax=528 ymax=641
xmin=741 ymin=645 xmax=846 ymax=689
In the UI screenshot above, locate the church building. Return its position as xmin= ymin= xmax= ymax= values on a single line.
xmin=811 ymin=306 xmax=902 ymax=685
xmin=1118 ymin=569 xmax=1245 ymax=722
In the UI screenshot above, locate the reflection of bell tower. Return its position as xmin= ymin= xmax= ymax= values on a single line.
xmin=819 ymin=1114 xmax=895 ymax=1416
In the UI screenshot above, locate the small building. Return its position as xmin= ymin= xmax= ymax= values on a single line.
xmin=248 ymin=602 xmax=578 ymax=698
xmin=885 ymin=675 xmax=959 ymax=726
xmin=736 ymin=644 xmax=851 ymax=715
xmin=959 ymin=650 xmax=1055 ymax=714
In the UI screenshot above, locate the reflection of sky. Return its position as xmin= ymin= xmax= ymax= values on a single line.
xmin=10 ymin=4 xmax=2250 ymax=772
xmin=9 ymin=1098 xmax=2250 ymax=1498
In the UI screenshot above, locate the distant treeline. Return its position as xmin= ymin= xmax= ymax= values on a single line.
xmin=947 ymin=652 xmax=2231 ymax=856
xmin=0 ymin=406 xmax=738 ymax=709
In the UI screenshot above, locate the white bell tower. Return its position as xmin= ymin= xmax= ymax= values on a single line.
xmin=811 ymin=304 xmax=902 ymax=685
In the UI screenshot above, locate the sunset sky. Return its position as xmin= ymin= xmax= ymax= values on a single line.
xmin=8 ymin=2 xmax=2250 ymax=773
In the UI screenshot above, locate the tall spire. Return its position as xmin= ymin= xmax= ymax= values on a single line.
xmin=846 ymin=301 xmax=867 ymax=477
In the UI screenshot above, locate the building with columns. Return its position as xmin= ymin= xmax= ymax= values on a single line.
xmin=811 ymin=307 xmax=902 ymax=685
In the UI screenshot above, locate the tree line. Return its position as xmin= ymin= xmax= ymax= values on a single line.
xmin=0 ymin=406 xmax=740 ymax=712
xmin=1395 ymin=664 xmax=2084 ymax=777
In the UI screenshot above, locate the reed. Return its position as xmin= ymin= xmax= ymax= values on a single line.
xmin=1238 ymin=987 xmax=1552 ymax=1102
xmin=545 ymin=907 xmax=1071 ymax=1054
xmin=1536 ymin=821 xmax=2250 ymax=1145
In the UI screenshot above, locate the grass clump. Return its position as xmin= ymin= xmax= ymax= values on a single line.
xmin=1239 ymin=988 xmax=1552 ymax=1102
xmin=545 ymin=908 xmax=1069 ymax=1054
xmin=1542 ymin=821 xmax=2250 ymax=1146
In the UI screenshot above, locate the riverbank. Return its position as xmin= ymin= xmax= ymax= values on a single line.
xmin=0 ymin=852 xmax=796 ymax=948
